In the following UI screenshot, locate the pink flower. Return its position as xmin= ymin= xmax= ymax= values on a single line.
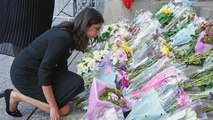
xmin=177 ymin=88 xmax=190 ymax=107
xmin=168 ymin=52 xmax=175 ymax=59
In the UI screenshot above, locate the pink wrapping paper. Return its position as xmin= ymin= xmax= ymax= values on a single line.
xmin=195 ymin=31 xmax=213 ymax=54
xmin=87 ymin=78 xmax=131 ymax=120
xmin=132 ymin=66 xmax=178 ymax=98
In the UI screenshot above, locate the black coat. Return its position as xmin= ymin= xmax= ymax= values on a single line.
xmin=0 ymin=0 xmax=54 ymax=56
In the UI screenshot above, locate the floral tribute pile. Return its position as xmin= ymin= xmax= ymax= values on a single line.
xmin=74 ymin=1 xmax=213 ymax=120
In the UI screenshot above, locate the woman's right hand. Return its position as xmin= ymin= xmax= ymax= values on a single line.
xmin=50 ymin=106 xmax=60 ymax=120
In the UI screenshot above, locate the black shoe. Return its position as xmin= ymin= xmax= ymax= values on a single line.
xmin=4 ymin=89 xmax=22 ymax=117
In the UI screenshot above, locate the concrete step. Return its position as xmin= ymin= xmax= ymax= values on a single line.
xmin=192 ymin=1 xmax=213 ymax=19
xmin=132 ymin=1 xmax=170 ymax=13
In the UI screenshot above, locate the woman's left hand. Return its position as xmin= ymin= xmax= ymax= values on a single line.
xmin=50 ymin=106 xmax=60 ymax=120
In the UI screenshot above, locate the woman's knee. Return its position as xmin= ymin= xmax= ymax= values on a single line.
xmin=74 ymin=74 xmax=84 ymax=87
xmin=59 ymin=104 xmax=71 ymax=116
xmin=78 ymin=76 xmax=84 ymax=87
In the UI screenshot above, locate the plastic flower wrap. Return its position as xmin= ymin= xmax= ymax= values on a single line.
xmin=97 ymin=64 xmax=117 ymax=87
xmin=155 ymin=2 xmax=188 ymax=29
xmin=130 ymin=21 xmax=160 ymax=52
xmin=77 ymin=50 xmax=109 ymax=76
xmin=187 ymin=88 xmax=213 ymax=100
xmin=112 ymin=21 xmax=131 ymax=42
xmin=163 ymin=16 xmax=193 ymax=38
xmin=76 ymin=56 xmax=96 ymax=75
xmin=91 ymin=107 xmax=125 ymax=120
xmin=183 ymin=62 xmax=213 ymax=101
xmin=195 ymin=31 xmax=213 ymax=55
xmin=184 ymin=70 xmax=213 ymax=92
xmin=203 ymin=22 xmax=213 ymax=45
xmin=126 ymin=89 xmax=167 ymax=120
xmin=126 ymin=87 xmax=190 ymax=119
xmin=99 ymin=88 xmax=128 ymax=108
xmin=130 ymin=35 xmax=162 ymax=69
xmin=97 ymin=50 xmax=130 ymax=91
xmin=182 ymin=0 xmax=198 ymax=7
xmin=96 ymin=52 xmax=117 ymax=86
xmin=112 ymin=47 xmax=129 ymax=64
xmin=129 ymin=11 xmax=155 ymax=38
xmin=159 ymin=100 xmax=207 ymax=120
xmin=187 ymin=58 xmax=213 ymax=80
xmin=132 ymin=66 xmax=187 ymax=99
xmin=99 ymin=24 xmax=119 ymax=42
xmin=170 ymin=22 xmax=198 ymax=46
xmin=87 ymin=78 xmax=131 ymax=120
xmin=76 ymin=49 xmax=110 ymax=88
xmin=168 ymin=23 xmax=204 ymax=65
xmin=116 ymin=69 xmax=130 ymax=91
xmin=163 ymin=7 xmax=191 ymax=31
xmin=158 ymin=88 xmax=191 ymax=113
xmin=125 ymin=57 xmax=172 ymax=95
xmin=99 ymin=21 xmax=130 ymax=43
xmin=203 ymin=51 xmax=213 ymax=68
xmin=184 ymin=51 xmax=213 ymax=91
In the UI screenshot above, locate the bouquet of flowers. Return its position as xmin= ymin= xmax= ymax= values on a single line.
xmin=187 ymin=88 xmax=213 ymax=100
xmin=201 ymin=21 xmax=213 ymax=44
xmin=76 ymin=49 xmax=110 ymax=88
xmin=129 ymin=11 xmax=156 ymax=39
xmin=159 ymin=100 xmax=207 ymax=120
xmin=87 ymin=78 xmax=130 ymax=120
xmin=125 ymin=57 xmax=172 ymax=95
xmin=132 ymin=66 xmax=187 ymax=99
xmin=184 ymin=71 xmax=213 ymax=92
xmin=158 ymin=88 xmax=191 ymax=113
xmin=195 ymin=21 xmax=213 ymax=54
xmin=99 ymin=88 xmax=128 ymax=108
xmin=203 ymin=22 xmax=213 ymax=45
xmin=77 ymin=50 xmax=109 ymax=75
xmin=90 ymin=107 xmax=125 ymax=120
xmin=156 ymin=9 xmax=174 ymax=27
xmin=126 ymin=89 xmax=167 ymax=120
xmin=129 ymin=34 xmax=163 ymax=69
xmin=99 ymin=21 xmax=130 ymax=43
xmin=163 ymin=13 xmax=193 ymax=38
xmin=170 ymin=22 xmax=198 ymax=46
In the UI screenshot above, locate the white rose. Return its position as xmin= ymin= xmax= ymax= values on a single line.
xmin=87 ymin=59 xmax=96 ymax=71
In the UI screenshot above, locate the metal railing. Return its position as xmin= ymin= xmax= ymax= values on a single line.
xmin=52 ymin=0 xmax=105 ymax=25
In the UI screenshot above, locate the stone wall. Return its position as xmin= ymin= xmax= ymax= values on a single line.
xmin=103 ymin=0 xmax=213 ymax=24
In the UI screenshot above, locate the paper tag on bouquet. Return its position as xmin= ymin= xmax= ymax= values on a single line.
xmin=182 ymin=0 xmax=198 ymax=7
xmin=174 ymin=0 xmax=183 ymax=3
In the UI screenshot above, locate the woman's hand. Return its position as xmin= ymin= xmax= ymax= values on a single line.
xmin=50 ymin=106 xmax=60 ymax=120
xmin=42 ymin=85 xmax=60 ymax=120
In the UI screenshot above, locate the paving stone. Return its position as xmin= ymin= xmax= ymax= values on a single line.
xmin=0 ymin=55 xmax=35 ymax=119
xmin=0 ymin=54 xmax=8 ymax=60
xmin=29 ymin=108 xmax=86 ymax=120
xmin=0 ymin=99 xmax=36 ymax=120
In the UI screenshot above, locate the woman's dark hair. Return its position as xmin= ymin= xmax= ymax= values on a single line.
xmin=55 ymin=7 xmax=104 ymax=52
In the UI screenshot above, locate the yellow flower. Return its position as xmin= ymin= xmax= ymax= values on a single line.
xmin=120 ymin=43 xmax=131 ymax=57
xmin=160 ymin=45 xmax=170 ymax=56
xmin=162 ymin=9 xmax=173 ymax=15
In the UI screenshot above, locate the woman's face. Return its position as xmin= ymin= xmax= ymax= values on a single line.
xmin=86 ymin=23 xmax=103 ymax=39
